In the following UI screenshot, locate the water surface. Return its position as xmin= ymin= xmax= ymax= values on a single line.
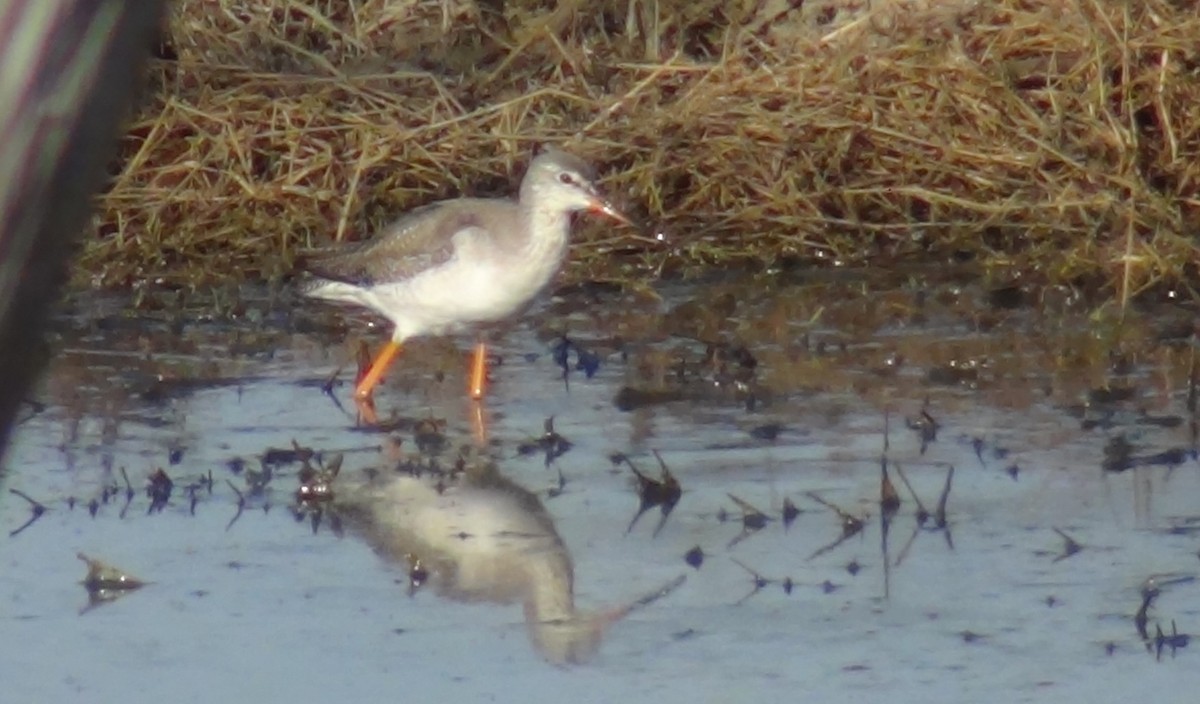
xmin=3 ymin=275 xmax=1199 ymax=702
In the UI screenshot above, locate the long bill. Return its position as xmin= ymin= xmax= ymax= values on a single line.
xmin=587 ymin=197 xmax=671 ymax=246
xmin=588 ymin=197 xmax=632 ymax=226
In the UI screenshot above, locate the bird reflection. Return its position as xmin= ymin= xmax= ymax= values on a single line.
xmin=332 ymin=455 xmax=678 ymax=665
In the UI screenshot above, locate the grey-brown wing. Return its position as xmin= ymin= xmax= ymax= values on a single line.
xmin=300 ymin=202 xmax=484 ymax=287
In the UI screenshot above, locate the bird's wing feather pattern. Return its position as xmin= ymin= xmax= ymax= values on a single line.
xmin=300 ymin=201 xmax=498 ymax=287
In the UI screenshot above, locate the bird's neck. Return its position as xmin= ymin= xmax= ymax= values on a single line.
xmin=521 ymin=203 xmax=572 ymax=263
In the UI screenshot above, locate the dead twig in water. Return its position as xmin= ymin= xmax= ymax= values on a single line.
xmin=8 ymin=488 xmax=48 ymax=537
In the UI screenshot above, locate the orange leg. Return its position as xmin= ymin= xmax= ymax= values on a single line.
xmin=469 ymin=341 xmax=488 ymax=400
xmin=355 ymin=395 xmax=380 ymax=426
xmin=355 ymin=340 xmax=402 ymax=399
xmin=353 ymin=340 xmax=373 ymax=385
xmin=470 ymin=401 xmax=487 ymax=446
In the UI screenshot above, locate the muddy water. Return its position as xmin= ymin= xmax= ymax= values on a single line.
xmin=3 ymin=275 xmax=1199 ymax=702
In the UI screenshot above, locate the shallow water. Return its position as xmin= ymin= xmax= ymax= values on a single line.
xmin=3 ymin=275 xmax=1199 ymax=703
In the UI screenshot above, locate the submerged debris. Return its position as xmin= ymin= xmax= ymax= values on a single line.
xmin=295 ymin=453 xmax=341 ymax=506
xmin=243 ymin=462 xmax=273 ymax=495
xmin=731 ymin=558 xmax=772 ymax=605
xmin=119 ymin=467 xmax=136 ymax=503
xmin=706 ymin=342 xmax=758 ymax=386
xmin=182 ymin=470 xmax=214 ymax=515
xmin=406 ymin=555 xmax=429 ymax=596
xmin=261 ymin=440 xmax=315 ymax=467
xmin=1102 ymin=434 xmax=1135 ymax=472
xmin=1052 ymin=528 xmax=1083 ymax=562
xmin=1155 ymin=621 xmax=1191 ymax=661
xmin=806 ymin=492 xmax=866 ymax=560
xmin=934 ymin=465 xmax=954 ymax=533
xmin=925 ymin=360 xmax=982 ymax=388
xmin=413 ymin=418 xmax=449 ymax=456
xmin=225 ymin=480 xmax=246 ymax=531
xmin=516 ymin=416 xmax=573 ymax=467
xmin=781 ymin=497 xmax=802 ymax=531
xmin=891 ymin=463 xmax=930 ymax=526
xmin=748 ymin=423 xmax=783 ymax=441
xmin=8 ymin=488 xmax=51 ymax=535
xmin=722 ymin=493 xmax=771 ymax=549
xmin=78 ymin=552 xmax=146 ymax=612
xmin=146 ymin=468 xmax=174 ymax=513
xmin=613 ymin=386 xmax=688 ymax=411
xmin=1135 ymin=574 xmax=1196 ymax=654
xmin=906 ymin=405 xmax=939 ymax=455
xmin=1101 ymin=434 xmax=1195 ymax=473
xmin=879 ymin=457 xmax=900 ymax=520
xmin=623 ymin=450 xmax=682 ymax=538
xmin=292 ymin=452 xmax=344 ymax=536
xmin=8 ymin=489 xmax=48 ymax=537
xmin=552 ymin=335 xmax=602 ymax=388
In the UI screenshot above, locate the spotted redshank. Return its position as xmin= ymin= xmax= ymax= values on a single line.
xmin=301 ymin=147 xmax=631 ymax=403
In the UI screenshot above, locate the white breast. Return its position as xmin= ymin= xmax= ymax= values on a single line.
xmin=367 ymin=217 xmax=569 ymax=339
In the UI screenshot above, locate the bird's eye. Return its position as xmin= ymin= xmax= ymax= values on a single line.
xmin=558 ymin=172 xmax=575 ymax=185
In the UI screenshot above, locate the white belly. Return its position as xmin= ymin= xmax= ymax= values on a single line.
xmin=346 ymin=246 xmax=563 ymax=340
xmin=305 ymin=213 xmax=570 ymax=341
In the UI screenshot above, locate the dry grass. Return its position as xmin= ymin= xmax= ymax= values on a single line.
xmin=84 ymin=0 xmax=1200 ymax=301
